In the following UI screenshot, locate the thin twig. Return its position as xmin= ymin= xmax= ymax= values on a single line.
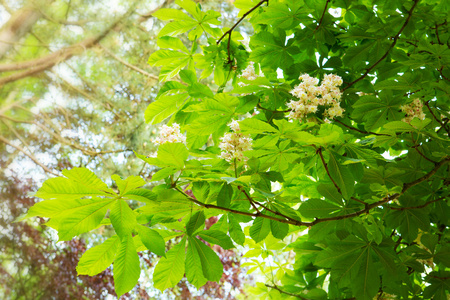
xmin=424 ymin=100 xmax=450 ymax=135
xmin=409 ymin=132 xmax=438 ymax=164
xmin=390 ymin=197 xmax=446 ymax=210
xmin=217 ymin=0 xmax=268 ymax=64
xmin=343 ymin=0 xmax=420 ymax=91
xmin=334 ymin=118 xmax=391 ymax=136
xmin=100 ymin=44 xmax=158 ymax=79
xmin=0 ymin=135 xmax=59 ymax=176
xmin=265 ymin=284 xmax=310 ymax=300
xmin=314 ymin=0 xmax=331 ymax=32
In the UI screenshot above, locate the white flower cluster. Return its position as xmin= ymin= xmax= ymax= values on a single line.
xmin=287 ymin=74 xmax=344 ymax=121
xmin=219 ymin=120 xmax=252 ymax=162
xmin=400 ymin=98 xmax=425 ymax=123
xmin=153 ymin=123 xmax=186 ymax=145
xmin=240 ymin=62 xmax=260 ymax=81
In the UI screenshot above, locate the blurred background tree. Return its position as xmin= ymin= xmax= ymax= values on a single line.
xmin=0 ymin=0 xmax=249 ymax=298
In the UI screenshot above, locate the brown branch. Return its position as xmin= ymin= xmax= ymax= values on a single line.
xmin=390 ymin=197 xmax=446 ymax=210
xmin=437 ymin=66 xmax=450 ymax=82
xmin=401 ymin=157 xmax=450 ymax=193
xmin=314 ymin=0 xmax=331 ymax=31
xmin=265 ymin=284 xmax=310 ymax=300
xmin=174 ymin=186 xmax=306 ymax=226
xmin=138 ymin=0 xmax=173 ymax=23
xmin=217 ymin=0 xmax=268 ymax=64
xmin=100 ymin=45 xmax=158 ymax=80
xmin=175 ymin=157 xmax=449 ymax=227
xmin=334 ymin=118 xmax=391 ymax=136
xmin=317 ymin=147 xmax=342 ymax=194
xmin=0 ymin=135 xmax=59 ymax=176
xmin=0 ymin=2 xmax=138 ymax=86
xmin=424 ymin=100 xmax=450 ymax=135
xmin=410 ymin=132 xmax=438 ymax=164
xmin=343 ymin=0 xmax=420 ymax=91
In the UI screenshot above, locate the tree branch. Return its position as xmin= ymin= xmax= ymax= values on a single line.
xmin=173 ymin=157 xmax=449 ymax=227
xmin=390 ymin=197 xmax=446 ymax=210
xmin=343 ymin=0 xmax=420 ymax=91
xmin=334 ymin=118 xmax=391 ymax=136
xmin=0 ymin=1 xmax=139 ymax=86
xmin=217 ymin=0 xmax=268 ymax=64
xmin=314 ymin=0 xmax=331 ymax=31
xmin=424 ymin=100 xmax=450 ymax=135
xmin=0 ymin=135 xmax=59 ymax=176
xmin=265 ymin=284 xmax=310 ymax=300
xmin=100 ymin=44 xmax=158 ymax=80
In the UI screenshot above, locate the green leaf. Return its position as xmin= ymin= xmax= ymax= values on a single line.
xmin=328 ymin=152 xmax=354 ymax=199
xmin=35 ymin=177 xmax=111 ymax=200
xmin=152 ymin=8 xmax=193 ymax=21
xmin=317 ymin=183 xmax=343 ymax=205
xmin=62 ymin=167 xmax=115 ymax=194
xmin=299 ymin=198 xmax=340 ymax=218
xmin=56 ymin=198 xmax=115 ymax=241
xmin=144 ymin=93 xmax=187 ymax=124
xmin=111 ymin=175 xmax=146 ymax=195
xmin=198 ymin=230 xmax=235 ymax=249
xmin=270 ymin=219 xmax=289 ymax=240
xmin=157 ymin=36 xmax=188 ymax=52
xmin=77 ymin=235 xmax=119 ymax=276
xmin=185 ymin=238 xmax=208 ymax=288
xmin=123 ymin=189 xmax=157 ymax=203
xmin=217 ymin=183 xmax=233 ymax=208
xmin=154 ymin=237 xmax=186 ymax=291
xmin=150 ymin=167 xmax=178 ymax=182
xmin=110 ymin=200 xmax=137 ymax=239
xmin=157 ymin=142 xmax=189 ymax=169
xmin=113 ymin=234 xmax=141 ymax=297
xmin=239 ymin=118 xmax=278 ymax=134
xmin=137 ymin=225 xmax=166 ymax=257
xmin=188 ymin=236 xmax=223 ymax=281
xmin=186 ymin=211 xmax=206 ymax=236
xmin=249 ymin=216 xmax=271 ymax=243
xmin=386 ymin=209 xmax=430 ymax=242
xmin=228 ymin=214 xmax=245 ymax=245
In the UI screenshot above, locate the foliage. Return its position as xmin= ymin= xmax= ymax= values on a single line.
xmin=21 ymin=0 xmax=450 ymax=299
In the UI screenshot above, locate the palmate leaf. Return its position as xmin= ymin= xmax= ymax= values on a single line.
xmin=77 ymin=235 xmax=120 ymax=276
xmin=188 ymin=236 xmax=223 ymax=282
xmin=154 ymin=237 xmax=186 ymax=291
xmin=113 ymin=234 xmax=141 ymax=297
xmin=315 ymin=236 xmax=379 ymax=300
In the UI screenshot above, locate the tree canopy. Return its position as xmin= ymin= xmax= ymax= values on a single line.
xmin=4 ymin=0 xmax=450 ymax=299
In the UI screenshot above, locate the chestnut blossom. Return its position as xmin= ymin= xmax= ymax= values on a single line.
xmin=400 ymin=98 xmax=425 ymax=123
xmin=219 ymin=120 xmax=252 ymax=162
xmin=240 ymin=62 xmax=260 ymax=81
xmin=153 ymin=123 xmax=186 ymax=145
xmin=287 ymin=73 xmax=344 ymax=122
